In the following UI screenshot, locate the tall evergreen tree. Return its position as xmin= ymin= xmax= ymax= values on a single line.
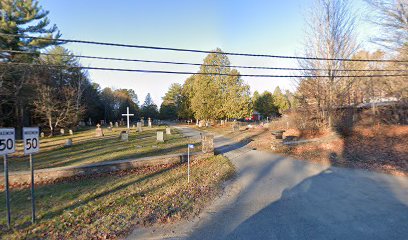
xmin=141 ymin=93 xmax=159 ymax=118
xmin=0 ymin=0 xmax=60 ymax=129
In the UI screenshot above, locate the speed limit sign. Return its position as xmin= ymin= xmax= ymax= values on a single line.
xmin=23 ymin=127 xmax=40 ymax=155
xmin=0 ymin=128 xmax=15 ymax=156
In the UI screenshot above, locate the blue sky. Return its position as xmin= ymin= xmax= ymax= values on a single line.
xmin=41 ymin=0 xmax=374 ymax=105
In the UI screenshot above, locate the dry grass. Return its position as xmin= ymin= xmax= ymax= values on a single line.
xmin=1 ymin=126 xmax=200 ymax=172
xmin=0 ymin=155 xmax=235 ymax=239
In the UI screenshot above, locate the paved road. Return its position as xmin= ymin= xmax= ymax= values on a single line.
xmin=128 ymin=126 xmax=408 ymax=240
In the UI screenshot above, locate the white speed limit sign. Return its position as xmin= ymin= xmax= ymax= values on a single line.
xmin=23 ymin=127 xmax=40 ymax=155
xmin=0 ymin=128 xmax=15 ymax=156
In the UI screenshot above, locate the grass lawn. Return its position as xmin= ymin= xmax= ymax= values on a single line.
xmin=1 ymin=126 xmax=200 ymax=172
xmin=0 ymin=155 xmax=235 ymax=239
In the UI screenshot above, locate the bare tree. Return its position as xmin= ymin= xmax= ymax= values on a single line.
xmin=297 ymin=0 xmax=359 ymax=127
xmin=365 ymin=0 xmax=408 ymax=52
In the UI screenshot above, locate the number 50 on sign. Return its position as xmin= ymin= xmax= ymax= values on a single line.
xmin=0 ymin=128 xmax=15 ymax=156
xmin=23 ymin=127 xmax=40 ymax=155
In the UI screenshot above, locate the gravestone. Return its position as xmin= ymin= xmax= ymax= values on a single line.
xmin=220 ymin=120 xmax=225 ymax=126
xmin=166 ymin=127 xmax=171 ymax=135
xmin=137 ymin=122 xmax=143 ymax=132
xmin=156 ymin=131 xmax=164 ymax=142
xmin=140 ymin=117 xmax=145 ymax=126
xmin=64 ymin=138 xmax=73 ymax=148
xmin=40 ymin=132 xmax=45 ymax=138
xmin=148 ymin=118 xmax=152 ymax=128
xmin=132 ymin=124 xmax=135 ymax=129
xmin=79 ymin=121 xmax=86 ymax=127
xmin=60 ymin=129 xmax=65 ymax=135
xmin=69 ymin=129 xmax=74 ymax=135
xmin=120 ymin=131 xmax=129 ymax=141
xmin=110 ymin=122 xmax=113 ymax=128
xmin=107 ymin=126 xmax=113 ymax=132
xmin=100 ymin=120 xmax=105 ymax=125
xmin=202 ymin=134 xmax=214 ymax=154
xmin=196 ymin=119 xmax=200 ymax=126
xmin=199 ymin=120 xmax=205 ymax=128
xmin=115 ymin=122 xmax=119 ymax=128
xmin=88 ymin=117 xmax=92 ymax=126
xmin=95 ymin=124 xmax=104 ymax=137
xmin=205 ymin=121 xmax=210 ymax=127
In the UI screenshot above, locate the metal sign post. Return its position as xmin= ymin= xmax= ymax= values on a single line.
xmin=187 ymin=144 xmax=194 ymax=183
xmin=23 ymin=127 xmax=40 ymax=224
xmin=0 ymin=128 xmax=15 ymax=229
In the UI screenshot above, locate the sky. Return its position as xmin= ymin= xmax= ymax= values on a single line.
xmin=40 ymin=0 xmax=375 ymax=106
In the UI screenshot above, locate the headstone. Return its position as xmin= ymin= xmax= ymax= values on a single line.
xmin=132 ymin=124 xmax=135 ymax=129
xmin=120 ymin=131 xmax=129 ymax=141
xmin=115 ymin=122 xmax=119 ymax=128
xmin=88 ymin=117 xmax=92 ymax=126
xmin=205 ymin=121 xmax=210 ymax=127
xmin=60 ymin=129 xmax=65 ymax=135
xmin=107 ymin=126 xmax=113 ymax=132
xmin=100 ymin=120 xmax=105 ymax=125
xmin=69 ymin=129 xmax=74 ymax=135
xmin=40 ymin=132 xmax=45 ymax=138
xmin=120 ymin=119 xmax=125 ymax=126
xmin=202 ymin=134 xmax=214 ymax=154
xmin=140 ymin=117 xmax=145 ymax=126
xmin=166 ymin=127 xmax=171 ymax=135
xmin=64 ymin=138 xmax=73 ymax=148
xmin=199 ymin=120 xmax=205 ymax=128
xmin=110 ymin=122 xmax=113 ymax=128
xmin=196 ymin=119 xmax=200 ymax=126
xmin=137 ymin=122 xmax=143 ymax=132
xmin=148 ymin=118 xmax=152 ymax=128
xmin=79 ymin=121 xmax=86 ymax=127
xmin=95 ymin=124 xmax=104 ymax=137
xmin=220 ymin=120 xmax=225 ymax=126
xmin=156 ymin=131 xmax=164 ymax=142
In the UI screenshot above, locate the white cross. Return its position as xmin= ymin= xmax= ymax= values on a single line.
xmin=121 ymin=107 xmax=134 ymax=129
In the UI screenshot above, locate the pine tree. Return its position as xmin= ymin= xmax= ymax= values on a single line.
xmin=0 ymin=0 xmax=60 ymax=129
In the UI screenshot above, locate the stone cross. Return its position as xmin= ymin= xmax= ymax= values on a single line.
xmin=121 ymin=107 xmax=134 ymax=129
xmin=95 ymin=124 xmax=104 ymax=137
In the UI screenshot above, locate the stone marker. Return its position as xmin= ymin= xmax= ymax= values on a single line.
xmin=60 ymin=128 xmax=65 ymax=135
xmin=64 ymin=138 xmax=73 ymax=147
xmin=166 ymin=127 xmax=171 ymax=135
xmin=40 ymin=132 xmax=45 ymax=138
xmin=110 ymin=122 xmax=113 ymax=128
xmin=156 ymin=131 xmax=164 ymax=142
xmin=69 ymin=129 xmax=74 ymax=135
xmin=120 ymin=131 xmax=129 ymax=141
xmin=198 ymin=120 xmax=205 ymax=128
xmin=148 ymin=118 xmax=152 ymax=128
xmin=205 ymin=121 xmax=210 ymax=127
xmin=202 ymin=134 xmax=214 ymax=153
xmin=132 ymin=124 xmax=135 ymax=129
xmin=220 ymin=120 xmax=225 ymax=126
xmin=115 ymin=122 xmax=119 ymax=128
xmin=140 ymin=117 xmax=145 ymax=126
xmin=95 ymin=124 xmax=104 ymax=137
xmin=137 ymin=122 xmax=142 ymax=132
xmin=107 ymin=126 xmax=113 ymax=132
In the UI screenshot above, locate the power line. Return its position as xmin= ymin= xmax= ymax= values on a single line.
xmin=1 ymin=33 xmax=408 ymax=63
xmin=1 ymin=49 xmax=407 ymax=72
xmin=2 ymin=62 xmax=408 ymax=78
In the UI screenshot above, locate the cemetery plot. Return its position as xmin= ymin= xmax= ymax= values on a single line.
xmin=0 ymin=126 xmax=199 ymax=172
xmin=0 ymin=155 xmax=234 ymax=239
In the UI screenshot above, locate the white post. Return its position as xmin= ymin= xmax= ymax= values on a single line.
xmin=187 ymin=145 xmax=190 ymax=183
